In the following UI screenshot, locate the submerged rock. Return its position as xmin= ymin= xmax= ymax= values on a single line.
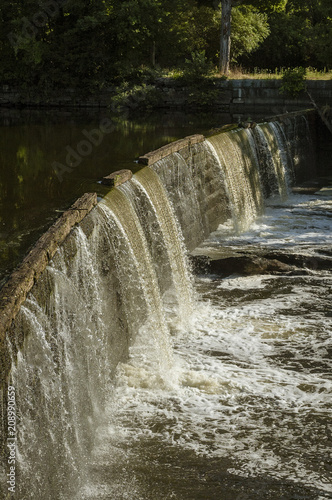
xmin=190 ymin=249 xmax=332 ymax=277
xmin=191 ymin=255 xmax=296 ymax=277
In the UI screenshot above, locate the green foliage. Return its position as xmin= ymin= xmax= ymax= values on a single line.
xmin=0 ymin=0 xmax=331 ymax=91
xmin=187 ymin=84 xmax=219 ymax=107
xmin=113 ymin=65 xmax=163 ymax=85
xmin=279 ymin=67 xmax=307 ymax=97
xmin=248 ymin=0 xmax=288 ymax=14
xmin=311 ymin=22 xmax=332 ymax=69
xmin=247 ymin=12 xmax=309 ymax=69
xmin=111 ymin=83 xmax=161 ymax=111
xmin=231 ymin=5 xmax=270 ymax=63
xmin=183 ymin=51 xmax=213 ymax=80
xmin=247 ymin=0 xmax=332 ymax=70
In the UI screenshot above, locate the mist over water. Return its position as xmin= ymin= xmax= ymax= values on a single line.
xmin=1 ymin=114 xmax=331 ymax=499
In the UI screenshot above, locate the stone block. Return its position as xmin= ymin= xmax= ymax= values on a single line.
xmin=102 ymin=169 xmax=133 ymax=187
xmin=138 ymin=134 xmax=205 ymax=166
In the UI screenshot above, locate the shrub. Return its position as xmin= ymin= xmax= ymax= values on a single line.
xmin=113 ymin=65 xmax=162 ymax=85
xmin=183 ymin=51 xmax=213 ymax=81
xmin=279 ymin=67 xmax=307 ymax=97
xmin=110 ymin=83 xmax=161 ymax=111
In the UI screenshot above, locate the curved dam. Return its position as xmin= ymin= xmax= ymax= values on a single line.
xmin=0 ymin=110 xmax=331 ymax=499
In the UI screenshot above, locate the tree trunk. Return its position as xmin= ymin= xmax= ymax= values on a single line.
xmin=219 ymin=0 xmax=232 ymax=75
xmin=151 ymin=40 xmax=156 ymax=67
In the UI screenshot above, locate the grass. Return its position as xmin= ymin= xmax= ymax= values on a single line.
xmin=162 ymin=67 xmax=332 ymax=81
xmin=226 ymin=67 xmax=332 ymax=80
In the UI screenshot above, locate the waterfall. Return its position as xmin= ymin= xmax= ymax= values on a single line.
xmin=2 ymin=173 xmax=194 ymax=498
xmin=151 ymin=144 xmax=231 ymax=250
xmin=129 ymin=167 xmax=194 ymax=320
xmin=99 ymin=188 xmax=174 ymax=371
xmin=115 ymin=167 xmax=194 ymax=319
xmin=256 ymin=123 xmax=290 ymax=200
xmin=7 ymin=225 xmax=121 ymax=498
xmin=207 ymin=129 xmax=264 ymax=232
xmin=0 ymin=111 xmax=322 ymax=499
xmin=151 ymin=151 xmax=207 ymax=247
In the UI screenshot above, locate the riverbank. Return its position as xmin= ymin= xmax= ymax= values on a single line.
xmin=0 ymin=78 xmax=331 ymax=112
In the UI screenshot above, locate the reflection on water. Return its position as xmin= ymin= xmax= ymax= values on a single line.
xmin=0 ymin=110 xmax=242 ymax=287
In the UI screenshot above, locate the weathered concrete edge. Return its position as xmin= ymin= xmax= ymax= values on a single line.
xmin=0 ymin=192 xmax=97 ymax=348
xmin=138 ymin=134 xmax=205 ymax=166
xmin=102 ymin=169 xmax=133 ymax=187
xmin=138 ymin=112 xmax=318 ymax=168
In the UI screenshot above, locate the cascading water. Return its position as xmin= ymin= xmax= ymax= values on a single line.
xmin=269 ymin=121 xmax=296 ymax=184
xmin=207 ymin=129 xmax=265 ymax=233
xmin=256 ymin=123 xmax=290 ymax=200
xmin=100 ymin=189 xmax=174 ymax=373
xmin=1 ymin=113 xmax=331 ymax=500
xmin=152 ymin=151 xmax=207 ymax=248
xmin=130 ymin=168 xmax=194 ymax=320
xmin=1 ymin=174 xmax=192 ymax=498
xmin=7 ymin=225 xmax=120 ymax=498
xmin=151 ymin=143 xmax=231 ymax=250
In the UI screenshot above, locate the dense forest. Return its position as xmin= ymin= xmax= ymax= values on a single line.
xmin=0 ymin=0 xmax=331 ymax=90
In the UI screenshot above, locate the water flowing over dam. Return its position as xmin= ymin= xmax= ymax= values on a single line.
xmin=1 ymin=110 xmax=331 ymax=499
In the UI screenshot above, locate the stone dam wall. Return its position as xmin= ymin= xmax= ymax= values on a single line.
xmin=141 ymin=109 xmax=320 ymax=250
xmin=0 ymin=80 xmax=331 ymax=110
xmin=0 ymin=109 xmax=328 ymax=392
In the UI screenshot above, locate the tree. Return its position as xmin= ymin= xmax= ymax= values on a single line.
xmin=0 ymin=0 xmax=113 ymax=89
xmin=231 ymin=5 xmax=269 ymax=64
xmin=1 ymin=0 xmax=329 ymax=90
xmin=219 ymin=0 xmax=288 ymax=74
xmin=245 ymin=11 xmax=308 ymax=69
xmin=285 ymin=0 xmax=332 ymax=69
xmin=220 ymin=0 xmax=232 ymax=74
xmin=247 ymin=0 xmax=332 ymax=70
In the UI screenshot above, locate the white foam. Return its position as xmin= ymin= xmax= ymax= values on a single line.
xmin=194 ymin=194 xmax=332 ymax=253
xmin=216 ymin=275 xmax=269 ymax=290
xmin=78 ymin=192 xmax=332 ymax=498
xmin=78 ymin=282 xmax=332 ymax=496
